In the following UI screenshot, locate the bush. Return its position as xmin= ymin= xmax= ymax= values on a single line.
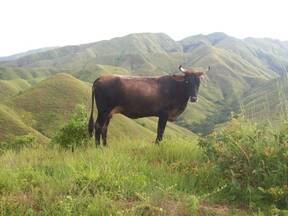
xmin=199 ymin=118 xmax=288 ymax=209
xmin=53 ymin=104 xmax=90 ymax=151
xmin=0 ymin=134 xmax=35 ymax=153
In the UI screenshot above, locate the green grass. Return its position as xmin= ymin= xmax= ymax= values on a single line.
xmin=0 ymin=137 xmax=251 ymax=215
xmin=0 ymin=139 xmax=195 ymax=214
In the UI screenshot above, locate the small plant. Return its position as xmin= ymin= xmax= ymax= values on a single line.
xmin=52 ymin=104 xmax=90 ymax=151
xmin=186 ymin=195 xmax=200 ymax=215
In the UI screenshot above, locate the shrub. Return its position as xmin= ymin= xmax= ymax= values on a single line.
xmin=0 ymin=134 xmax=35 ymax=153
xmin=53 ymin=104 xmax=90 ymax=151
xmin=199 ymin=118 xmax=288 ymax=209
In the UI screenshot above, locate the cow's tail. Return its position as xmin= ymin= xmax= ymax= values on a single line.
xmin=88 ymin=83 xmax=95 ymax=137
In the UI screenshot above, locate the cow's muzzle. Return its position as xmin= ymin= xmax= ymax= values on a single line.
xmin=190 ymin=97 xmax=198 ymax=102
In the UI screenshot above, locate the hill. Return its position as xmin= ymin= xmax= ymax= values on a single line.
xmin=0 ymin=67 xmax=59 ymax=80
xmin=7 ymin=74 xmax=91 ymax=137
xmin=0 ymin=79 xmax=31 ymax=99
xmin=72 ymin=64 xmax=131 ymax=83
xmin=1 ymin=32 xmax=288 ymax=133
xmin=0 ymin=104 xmax=47 ymax=142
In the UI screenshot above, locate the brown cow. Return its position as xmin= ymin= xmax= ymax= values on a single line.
xmin=88 ymin=65 xmax=209 ymax=146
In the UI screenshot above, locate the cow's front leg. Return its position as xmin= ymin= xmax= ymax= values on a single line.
xmin=155 ymin=113 xmax=168 ymax=144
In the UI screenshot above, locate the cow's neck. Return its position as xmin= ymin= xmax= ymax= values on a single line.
xmin=165 ymin=81 xmax=190 ymax=121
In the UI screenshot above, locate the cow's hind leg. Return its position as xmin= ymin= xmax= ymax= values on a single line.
xmin=95 ymin=115 xmax=102 ymax=147
xmin=102 ymin=115 xmax=112 ymax=146
xmin=156 ymin=113 xmax=168 ymax=144
xmin=94 ymin=112 xmax=107 ymax=147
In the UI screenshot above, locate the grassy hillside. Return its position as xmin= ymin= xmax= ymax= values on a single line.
xmin=0 ymin=104 xmax=47 ymax=142
xmin=181 ymin=33 xmax=288 ymax=77
xmin=0 ymin=77 xmax=45 ymax=100
xmin=0 ymin=67 xmax=61 ymax=80
xmin=0 ymin=79 xmax=31 ymax=99
xmin=73 ymin=64 xmax=131 ymax=83
xmin=242 ymin=75 xmax=288 ymax=123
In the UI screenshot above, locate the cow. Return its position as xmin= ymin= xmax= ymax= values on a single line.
xmin=88 ymin=65 xmax=210 ymax=146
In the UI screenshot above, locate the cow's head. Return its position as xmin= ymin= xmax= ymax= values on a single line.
xmin=179 ymin=65 xmax=210 ymax=102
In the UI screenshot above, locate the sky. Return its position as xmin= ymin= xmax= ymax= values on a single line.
xmin=0 ymin=0 xmax=287 ymax=56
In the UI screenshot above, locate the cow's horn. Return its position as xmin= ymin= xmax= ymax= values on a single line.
xmin=179 ymin=65 xmax=187 ymax=73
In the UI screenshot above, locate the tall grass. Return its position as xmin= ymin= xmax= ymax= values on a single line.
xmin=0 ymin=137 xmax=225 ymax=215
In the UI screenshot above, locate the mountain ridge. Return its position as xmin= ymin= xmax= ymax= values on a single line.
xmin=2 ymin=32 xmax=288 ymax=59
xmin=0 ymin=47 xmax=59 ymax=62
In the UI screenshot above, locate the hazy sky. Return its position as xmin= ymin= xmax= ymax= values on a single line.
xmin=0 ymin=0 xmax=287 ymax=56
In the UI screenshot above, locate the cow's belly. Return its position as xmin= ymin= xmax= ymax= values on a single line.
xmin=119 ymin=105 xmax=160 ymax=119
xmin=121 ymin=112 xmax=156 ymax=119
xmin=112 ymin=96 xmax=160 ymax=117
xmin=111 ymin=102 xmax=187 ymax=121
xmin=112 ymin=94 xmax=187 ymax=121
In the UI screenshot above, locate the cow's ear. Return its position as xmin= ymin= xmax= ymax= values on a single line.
xmin=172 ymin=74 xmax=185 ymax=82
